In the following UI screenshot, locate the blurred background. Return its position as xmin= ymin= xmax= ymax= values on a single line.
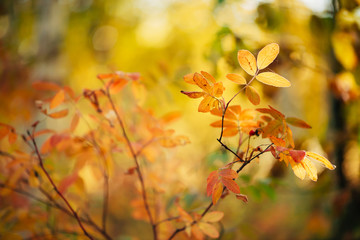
xmin=0 ymin=0 xmax=360 ymax=239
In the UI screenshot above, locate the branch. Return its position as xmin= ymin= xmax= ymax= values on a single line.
xmin=27 ymin=131 xmax=94 ymax=240
xmin=105 ymin=89 xmax=157 ymax=240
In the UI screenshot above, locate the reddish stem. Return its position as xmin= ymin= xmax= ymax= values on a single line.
xmin=28 ymin=132 xmax=94 ymax=240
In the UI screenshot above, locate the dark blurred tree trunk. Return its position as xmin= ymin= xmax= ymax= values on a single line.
xmin=329 ymin=0 xmax=360 ymax=239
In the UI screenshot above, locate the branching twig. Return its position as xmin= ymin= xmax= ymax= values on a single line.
xmin=105 ymin=89 xmax=157 ymax=240
xmin=27 ymin=131 xmax=94 ymax=240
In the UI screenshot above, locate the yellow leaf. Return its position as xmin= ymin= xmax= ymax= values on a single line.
xmin=289 ymin=157 xmax=306 ymax=180
xmin=257 ymin=43 xmax=279 ymax=70
xmin=202 ymin=211 xmax=224 ymax=223
xmin=246 ymin=86 xmax=260 ymax=105
xmin=301 ymin=158 xmax=318 ymax=181
xmin=226 ymin=73 xmax=247 ymax=84
xmin=237 ymin=50 xmax=257 ymax=76
xmin=198 ymin=222 xmax=219 ymax=238
xmin=332 ymin=32 xmax=358 ymax=70
xmin=306 ymin=152 xmax=336 ymax=170
xmin=50 ymin=90 xmax=65 ymax=109
xmin=256 ymin=72 xmax=291 ymax=87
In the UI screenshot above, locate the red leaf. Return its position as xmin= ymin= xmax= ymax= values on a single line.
xmin=58 ymin=173 xmax=79 ymax=194
xmin=289 ymin=150 xmax=306 ymax=163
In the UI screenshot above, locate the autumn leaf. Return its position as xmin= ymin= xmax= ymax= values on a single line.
xmin=235 ymin=194 xmax=249 ymax=203
xmin=256 ymin=72 xmax=291 ymax=87
xmin=226 ymin=73 xmax=247 ymax=84
xmin=306 ymin=152 xmax=336 ymax=170
xmin=212 ymin=181 xmax=223 ymax=205
xmin=47 ymin=109 xmax=69 ymax=119
xmin=286 ymin=117 xmax=312 ymax=129
xmin=210 ymin=105 xmax=259 ymax=137
xmin=202 ymin=211 xmax=224 ymax=223
xmin=181 ymin=91 xmax=206 ymax=98
xmin=32 ymin=81 xmax=61 ymax=91
xmin=50 ymin=90 xmax=65 ymax=109
xmin=198 ymin=222 xmax=219 ymax=238
xmin=257 ymin=43 xmax=279 ymax=70
xmin=182 ymin=72 xmax=225 ymax=113
xmin=237 ymin=50 xmax=257 ymax=75
xmin=246 ymin=86 xmax=260 ymax=105
xmin=221 ymin=178 xmax=240 ymax=194
xmin=70 ymin=112 xmax=80 ymax=132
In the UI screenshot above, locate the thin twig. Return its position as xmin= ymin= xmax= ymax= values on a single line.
xmin=105 ymin=89 xmax=157 ymax=240
xmin=28 ymin=131 xmax=94 ymax=240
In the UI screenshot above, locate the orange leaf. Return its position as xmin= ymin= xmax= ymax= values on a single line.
xmin=176 ymin=203 xmax=193 ymax=223
xmin=110 ymin=78 xmax=128 ymax=94
xmin=212 ymin=181 xmax=223 ymax=205
xmin=0 ymin=126 xmax=9 ymax=140
xmin=198 ymin=95 xmax=215 ymax=113
xmin=207 ymin=171 xmax=219 ymax=196
xmin=257 ymin=43 xmax=279 ymax=70
xmin=286 ymin=117 xmax=312 ymax=129
xmin=200 ymin=71 xmax=216 ymax=84
xmin=48 ymin=109 xmax=69 ymax=119
xmin=183 ymin=73 xmax=196 ymax=84
xmin=8 ymin=130 xmax=17 ymax=144
xmin=202 ymin=211 xmax=224 ymax=223
xmin=226 ymin=73 xmax=247 ymax=84
xmin=269 ymin=136 xmax=286 ymax=147
xmin=32 ymin=81 xmax=61 ymax=91
xmin=181 ymin=91 xmax=206 ymax=99
xmin=70 ymin=113 xmax=80 ymax=132
xmin=191 ymin=224 xmax=204 ymax=240
xmin=246 ymin=86 xmax=260 ymax=105
xmin=256 ymin=72 xmax=291 ymax=87
xmin=221 ymin=178 xmax=240 ymax=194
xmin=218 ymin=169 xmax=238 ymax=179
xmin=198 ymin=222 xmax=219 ymax=238
xmin=97 ymin=73 xmax=117 ymax=80
xmin=210 ymin=120 xmax=237 ymax=128
xmin=50 ymin=90 xmax=65 ymax=109
xmin=193 ymin=72 xmax=212 ymax=93
xmin=237 ymin=50 xmax=257 ymax=75
xmin=222 ymin=128 xmax=239 ymax=137
xmin=257 ymin=105 xmax=285 ymax=120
